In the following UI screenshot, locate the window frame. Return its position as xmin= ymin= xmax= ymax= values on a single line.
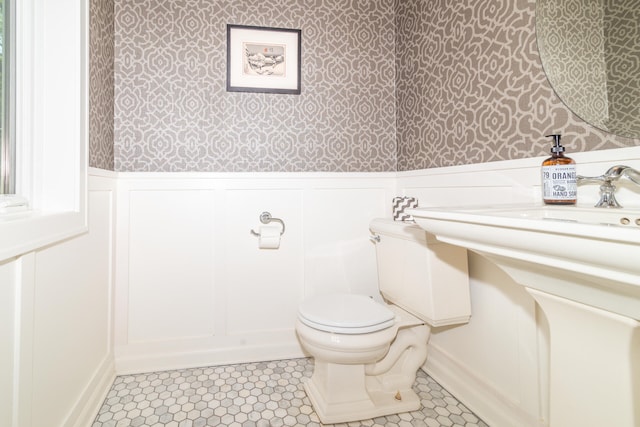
xmin=0 ymin=0 xmax=88 ymax=262
xmin=1 ymin=0 xmax=15 ymax=195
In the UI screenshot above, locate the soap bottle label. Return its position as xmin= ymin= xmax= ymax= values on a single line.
xmin=542 ymin=164 xmax=577 ymax=201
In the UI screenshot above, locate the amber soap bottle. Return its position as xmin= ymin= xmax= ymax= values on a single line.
xmin=541 ymin=134 xmax=577 ymax=205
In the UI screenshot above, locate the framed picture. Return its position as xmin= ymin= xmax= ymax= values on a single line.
xmin=226 ymin=24 xmax=302 ymax=95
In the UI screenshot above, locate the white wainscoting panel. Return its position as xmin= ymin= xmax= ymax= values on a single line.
xmin=305 ymin=188 xmax=386 ymax=299
xmin=0 ymin=261 xmax=14 ymax=427
xmin=224 ymin=189 xmax=304 ymax=335
xmin=127 ymin=189 xmax=217 ymax=343
xmin=114 ymin=173 xmax=396 ymax=374
xmin=0 ymin=257 xmax=27 ymax=427
xmin=0 ymin=171 xmax=117 ymax=427
xmin=396 ymin=162 xmax=546 ymax=427
xmin=396 ymin=159 xmax=549 ymax=427
xmin=30 ymin=175 xmax=116 ymax=427
xmin=110 ymin=146 xmax=640 ymax=423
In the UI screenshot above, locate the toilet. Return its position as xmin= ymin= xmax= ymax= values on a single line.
xmin=296 ymin=218 xmax=471 ymax=424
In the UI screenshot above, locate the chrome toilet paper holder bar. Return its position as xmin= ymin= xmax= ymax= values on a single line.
xmin=250 ymin=211 xmax=286 ymax=236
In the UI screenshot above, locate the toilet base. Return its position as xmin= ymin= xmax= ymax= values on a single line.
xmin=303 ymin=362 xmax=421 ymax=424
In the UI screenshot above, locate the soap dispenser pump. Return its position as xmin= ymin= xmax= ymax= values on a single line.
xmin=541 ymin=134 xmax=577 ymax=205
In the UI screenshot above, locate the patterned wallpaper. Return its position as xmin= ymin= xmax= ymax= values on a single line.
xmin=537 ymin=0 xmax=609 ymax=132
xmin=113 ymin=0 xmax=396 ymax=172
xmin=537 ymin=0 xmax=640 ymax=140
xmin=89 ymin=0 xmax=115 ymax=171
xmin=395 ymin=0 xmax=639 ymax=171
xmin=603 ymin=0 xmax=640 ymax=136
xmin=95 ymin=0 xmax=640 ymax=172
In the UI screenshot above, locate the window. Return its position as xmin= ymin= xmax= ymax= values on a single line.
xmin=0 ymin=0 xmax=88 ymax=261
xmin=0 ymin=0 xmax=13 ymax=195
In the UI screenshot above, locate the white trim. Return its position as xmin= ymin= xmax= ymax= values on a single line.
xmin=115 ymin=338 xmax=306 ymax=375
xmin=115 ymin=171 xmax=398 ymax=181
xmin=397 ymin=145 xmax=640 ymax=178
xmin=64 ymin=356 xmax=115 ymax=427
xmin=12 ymin=253 xmax=35 ymax=427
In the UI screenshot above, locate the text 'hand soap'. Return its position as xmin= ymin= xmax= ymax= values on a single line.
xmin=542 ymin=134 xmax=577 ymax=205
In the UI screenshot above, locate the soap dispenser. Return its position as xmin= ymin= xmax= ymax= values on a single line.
xmin=541 ymin=134 xmax=577 ymax=205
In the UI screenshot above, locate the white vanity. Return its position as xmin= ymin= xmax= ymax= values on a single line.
xmin=409 ymin=204 xmax=640 ymax=427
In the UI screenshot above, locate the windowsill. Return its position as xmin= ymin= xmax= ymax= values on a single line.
xmin=0 ymin=195 xmax=30 ymax=214
xmin=0 ymin=209 xmax=87 ymax=262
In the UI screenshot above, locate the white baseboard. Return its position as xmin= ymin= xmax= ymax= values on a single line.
xmin=115 ymin=342 xmax=307 ymax=375
xmin=423 ymin=344 xmax=546 ymax=427
xmin=65 ymin=355 xmax=116 ymax=427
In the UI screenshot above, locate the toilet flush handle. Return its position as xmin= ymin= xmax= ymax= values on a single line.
xmin=369 ymin=234 xmax=380 ymax=243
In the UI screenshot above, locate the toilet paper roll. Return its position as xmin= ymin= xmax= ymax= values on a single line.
xmin=258 ymin=225 xmax=281 ymax=249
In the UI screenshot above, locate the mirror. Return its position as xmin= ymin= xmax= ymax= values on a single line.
xmin=536 ymin=0 xmax=640 ymax=139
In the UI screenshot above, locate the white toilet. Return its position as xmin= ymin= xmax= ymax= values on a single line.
xmin=296 ymin=218 xmax=471 ymax=424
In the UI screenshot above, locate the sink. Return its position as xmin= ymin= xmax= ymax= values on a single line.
xmin=484 ymin=205 xmax=640 ymax=227
xmin=409 ymin=204 xmax=640 ymax=301
xmin=408 ymin=203 xmax=640 ymax=427
xmin=416 ymin=203 xmax=640 ymax=231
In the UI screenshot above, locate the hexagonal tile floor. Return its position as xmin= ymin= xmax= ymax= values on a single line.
xmin=92 ymin=358 xmax=488 ymax=427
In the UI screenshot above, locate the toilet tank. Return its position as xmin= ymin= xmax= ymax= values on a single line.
xmin=370 ymin=218 xmax=471 ymax=327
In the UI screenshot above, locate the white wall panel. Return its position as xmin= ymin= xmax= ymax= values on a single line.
xmin=0 ymin=260 xmax=20 ymax=427
xmin=114 ymin=173 xmax=397 ymax=372
xmin=397 ymin=161 xmax=544 ymax=427
xmin=425 ymin=253 xmax=541 ymax=426
xmin=0 ymin=172 xmax=116 ymax=427
xmin=113 ymin=148 xmax=640 ymax=420
xmin=305 ymin=188 xmax=387 ymax=299
xmin=128 ymin=190 xmax=216 ymax=342
xmin=224 ymin=189 xmax=304 ymax=334
xmin=32 ymin=189 xmax=113 ymax=426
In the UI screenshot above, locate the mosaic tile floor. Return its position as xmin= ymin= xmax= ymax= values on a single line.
xmin=92 ymin=358 xmax=488 ymax=427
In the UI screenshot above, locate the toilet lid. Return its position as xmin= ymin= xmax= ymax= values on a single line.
xmin=298 ymin=294 xmax=396 ymax=334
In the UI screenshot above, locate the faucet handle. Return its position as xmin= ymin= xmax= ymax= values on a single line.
xmin=577 ymin=165 xmax=630 ymax=184
xmin=618 ymin=166 xmax=640 ymax=185
xmin=576 ymin=165 xmax=640 ymax=208
xmin=576 ymin=165 xmax=637 ymax=208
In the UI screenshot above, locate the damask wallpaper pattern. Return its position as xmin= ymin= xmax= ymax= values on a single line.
xmin=113 ymin=0 xmax=396 ymax=172
xmin=395 ymin=0 xmax=638 ymax=171
xmin=89 ymin=0 xmax=115 ymax=170
xmin=537 ymin=0 xmax=640 ymax=140
xmin=96 ymin=0 xmax=640 ymax=172
xmin=537 ymin=0 xmax=609 ymax=134
xmin=604 ymin=0 xmax=640 ymax=135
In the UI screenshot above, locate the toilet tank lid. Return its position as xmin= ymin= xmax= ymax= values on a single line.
xmin=298 ymin=294 xmax=396 ymax=331
xmin=369 ymin=218 xmax=428 ymax=243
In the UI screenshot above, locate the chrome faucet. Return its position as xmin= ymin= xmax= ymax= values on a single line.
xmin=577 ymin=165 xmax=640 ymax=208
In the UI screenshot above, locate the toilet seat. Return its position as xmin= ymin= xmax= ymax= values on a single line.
xmin=298 ymin=294 xmax=396 ymax=334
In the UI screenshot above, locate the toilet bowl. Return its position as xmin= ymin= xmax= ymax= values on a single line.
xmin=297 ymin=294 xmax=430 ymax=424
xmin=296 ymin=219 xmax=471 ymax=424
xmin=296 ymin=294 xmax=399 ymax=364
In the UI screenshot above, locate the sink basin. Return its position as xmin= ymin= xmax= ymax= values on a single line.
xmin=409 ymin=204 xmax=640 ymax=294
xmin=408 ymin=203 xmax=640 ymax=427
xmin=417 ymin=203 xmax=640 ymax=233
xmin=486 ymin=205 xmax=640 ymax=227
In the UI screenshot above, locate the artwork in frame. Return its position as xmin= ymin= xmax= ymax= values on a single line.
xmin=226 ymin=24 xmax=302 ymax=95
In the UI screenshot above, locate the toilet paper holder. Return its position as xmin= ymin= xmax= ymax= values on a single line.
xmin=250 ymin=211 xmax=286 ymax=237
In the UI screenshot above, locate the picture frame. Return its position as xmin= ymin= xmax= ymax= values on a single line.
xmin=226 ymin=24 xmax=302 ymax=95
